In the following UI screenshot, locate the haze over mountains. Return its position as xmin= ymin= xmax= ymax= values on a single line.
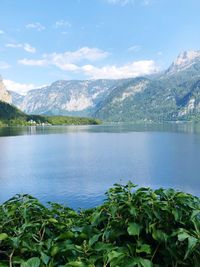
xmin=2 ymin=50 xmax=200 ymax=122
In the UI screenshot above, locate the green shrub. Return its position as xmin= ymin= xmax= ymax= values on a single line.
xmin=0 ymin=183 xmax=199 ymax=266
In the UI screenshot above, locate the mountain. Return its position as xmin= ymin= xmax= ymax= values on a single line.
xmin=0 ymin=77 xmax=101 ymax=126
xmin=0 ymin=78 xmax=12 ymax=104
xmin=10 ymin=50 xmax=200 ymax=122
xmin=166 ymin=50 xmax=200 ymax=77
xmin=11 ymin=79 xmax=120 ymax=116
xmin=0 ymin=79 xmax=27 ymax=124
xmin=9 ymin=90 xmax=24 ymax=107
xmin=95 ymin=50 xmax=200 ymax=121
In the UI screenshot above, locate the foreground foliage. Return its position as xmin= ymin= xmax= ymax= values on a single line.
xmin=0 ymin=183 xmax=199 ymax=266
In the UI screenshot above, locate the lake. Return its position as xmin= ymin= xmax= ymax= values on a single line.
xmin=0 ymin=123 xmax=200 ymax=209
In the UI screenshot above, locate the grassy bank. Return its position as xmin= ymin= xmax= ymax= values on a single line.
xmin=0 ymin=115 xmax=101 ymax=127
xmin=0 ymin=183 xmax=199 ymax=266
xmin=44 ymin=116 xmax=101 ymax=126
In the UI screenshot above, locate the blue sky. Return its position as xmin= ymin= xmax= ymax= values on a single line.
xmin=0 ymin=0 xmax=200 ymax=94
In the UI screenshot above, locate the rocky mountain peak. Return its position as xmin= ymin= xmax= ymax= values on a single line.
xmin=175 ymin=50 xmax=200 ymax=65
xmin=0 ymin=76 xmax=12 ymax=104
xmin=166 ymin=50 xmax=200 ymax=75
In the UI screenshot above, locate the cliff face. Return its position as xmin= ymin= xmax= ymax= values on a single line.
xmin=0 ymin=78 xmax=12 ymax=104
xmin=10 ymin=79 xmax=119 ymax=116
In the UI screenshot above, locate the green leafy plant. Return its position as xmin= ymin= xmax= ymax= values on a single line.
xmin=0 ymin=183 xmax=199 ymax=266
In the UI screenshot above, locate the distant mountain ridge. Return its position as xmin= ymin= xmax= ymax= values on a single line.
xmin=10 ymin=50 xmax=200 ymax=121
xmin=95 ymin=50 xmax=200 ymax=121
xmin=11 ymin=79 xmax=121 ymax=116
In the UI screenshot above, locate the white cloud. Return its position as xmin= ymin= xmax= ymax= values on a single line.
xmin=18 ymin=58 xmax=46 ymax=66
xmin=55 ymin=20 xmax=71 ymax=28
xmin=106 ymin=0 xmax=133 ymax=5
xmin=81 ymin=60 xmax=159 ymax=79
xmin=18 ymin=47 xmax=109 ymax=68
xmin=128 ymin=45 xmax=141 ymax=52
xmin=0 ymin=30 xmax=4 ymax=34
xmin=3 ymin=79 xmax=46 ymax=95
xmin=25 ymin=22 xmax=45 ymax=31
xmin=18 ymin=46 xmax=158 ymax=79
xmin=157 ymin=51 xmax=163 ymax=56
xmin=54 ymin=63 xmax=79 ymax=71
xmin=19 ymin=59 xmax=159 ymax=79
xmin=143 ymin=0 xmax=150 ymax=5
xmin=6 ymin=43 xmax=36 ymax=53
xmin=6 ymin=44 xmax=21 ymax=48
xmin=47 ymin=47 xmax=109 ymax=67
xmin=106 ymin=0 xmax=152 ymax=5
xmin=0 ymin=61 xmax=11 ymax=69
xmin=23 ymin=43 xmax=36 ymax=53
xmin=61 ymin=31 xmax=68 ymax=35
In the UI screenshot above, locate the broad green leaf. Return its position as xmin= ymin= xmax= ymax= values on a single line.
xmin=172 ymin=209 xmax=179 ymax=221
xmin=107 ymin=251 xmax=124 ymax=263
xmin=89 ymin=233 xmax=101 ymax=246
xmin=139 ymin=258 xmax=153 ymax=267
xmin=152 ymin=229 xmax=168 ymax=242
xmin=90 ymin=210 xmax=102 ymax=225
xmin=178 ymin=232 xmax=190 ymax=242
xmin=136 ymin=244 xmax=151 ymax=254
xmin=192 ymin=219 xmax=200 ymax=235
xmin=94 ymin=242 xmax=113 ymax=252
xmin=191 ymin=210 xmax=200 ymax=219
xmin=66 ymin=261 xmax=86 ymax=267
xmin=128 ymin=222 xmax=142 ymax=236
xmin=0 ymin=233 xmax=8 ymax=241
xmin=41 ymin=252 xmax=50 ymax=265
xmin=24 ymin=257 xmax=40 ymax=267
xmin=51 ymin=246 xmax=60 ymax=256
xmin=58 ymin=231 xmax=74 ymax=240
xmin=129 ymin=206 xmax=137 ymax=216
xmin=10 ymin=236 xmax=20 ymax=248
xmin=176 ymin=192 xmax=189 ymax=198
xmin=127 ymin=258 xmax=152 ymax=267
xmin=125 ymin=260 xmax=138 ymax=267
xmin=48 ymin=218 xmax=58 ymax=223
xmin=184 ymin=236 xmax=198 ymax=259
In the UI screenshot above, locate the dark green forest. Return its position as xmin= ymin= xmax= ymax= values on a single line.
xmin=0 ymin=101 xmax=101 ymax=126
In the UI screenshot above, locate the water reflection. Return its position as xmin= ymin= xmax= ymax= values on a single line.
xmin=1 ymin=122 xmax=200 ymax=137
xmin=0 ymin=123 xmax=200 ymax=209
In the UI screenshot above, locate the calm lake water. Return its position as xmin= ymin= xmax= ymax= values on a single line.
xmin=0 ymin=123 xmax=200 ymax=209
